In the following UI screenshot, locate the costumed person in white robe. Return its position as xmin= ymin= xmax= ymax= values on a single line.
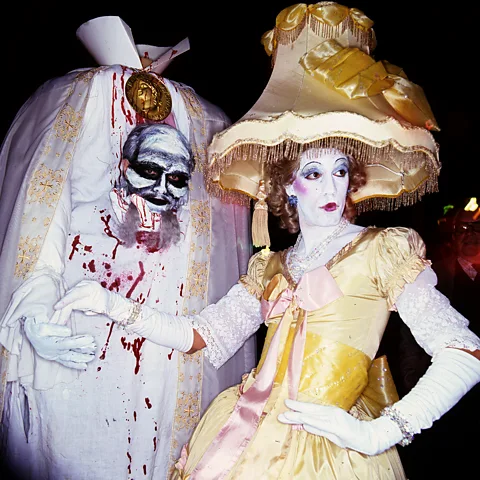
xmin=53 ymin=4 xmax=480 ymax=479
xmin=0 ymin=16 xmax=255 ymax=480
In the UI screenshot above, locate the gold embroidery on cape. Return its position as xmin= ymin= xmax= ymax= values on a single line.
xmin=178 ymin=86 xmax=207 ymax=172
xmin=184 ymin=261 xmax=208 ymax=299
xmin=174 ymin=390 xmax=201 ymax=431
xmin=190 ymin=200 xmax=210 ymax=235
xmin=27 ymin=164 xmax=65 ymax=207
xmin=15 ymin=235 xmax=42 ymax=279
xmin=169 ymin=85 xmax=214 ymax=475
xmin=75 ymin=68 xmax=97 ymax=83
xmin=53 ymin=104 xmax=83 ymax=143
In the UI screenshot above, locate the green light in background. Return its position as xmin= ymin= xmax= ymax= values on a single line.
xmin=443 ymin=204 xmax=455 ymax=216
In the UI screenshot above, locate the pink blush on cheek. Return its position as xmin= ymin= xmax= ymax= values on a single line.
xmin=293 ymin=179 xmax=308 ymax=196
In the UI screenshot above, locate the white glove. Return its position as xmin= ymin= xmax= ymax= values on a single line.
xmin=279 ymin=400 xmax=402 ymax=455
xmin=23 ymin=315 xmax=96 ymax=370
xmin=278 ymin=348 xmax=480 ymax=455
xmin=54 ymin=279 xmax=135 ymax=325
xmin=54 ymin=280 xmax=194 ymax=352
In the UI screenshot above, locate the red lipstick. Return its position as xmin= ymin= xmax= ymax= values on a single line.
xmin=322 ymin=202 xmax=338 ymax=212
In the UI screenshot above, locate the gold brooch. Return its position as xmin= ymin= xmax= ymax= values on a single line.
xmin=125 ymin=72 xmax=172 ymax=121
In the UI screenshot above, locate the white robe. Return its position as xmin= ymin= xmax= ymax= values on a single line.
xmin=0 ymin=64 xmax=256 ymax=479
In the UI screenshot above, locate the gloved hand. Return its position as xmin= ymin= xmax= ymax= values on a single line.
xmin=279 ymin=348 xmax=480 ymax=455
xmin=23 ymin=315 xmax=96 ymax=370
xmin=278 ymin=399 xmax=402 ymax=455
xmin=55 ymin=280 xmax=194 ymax=352
xmin=54 ymin=279 xmax=135 ymax=326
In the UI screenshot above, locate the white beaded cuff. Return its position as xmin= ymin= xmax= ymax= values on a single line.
xmin=118 ymin=300 xmax=142 ymax=328
xmin=381 ymin=406 xmax=415 ymax=447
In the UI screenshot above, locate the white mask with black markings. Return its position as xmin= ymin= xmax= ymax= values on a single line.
xmin=122 ymin=123 xmax=193 ymax=213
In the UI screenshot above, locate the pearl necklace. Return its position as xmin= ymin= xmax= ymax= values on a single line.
xmin=287 ymin=217 xmax=349 ymax=282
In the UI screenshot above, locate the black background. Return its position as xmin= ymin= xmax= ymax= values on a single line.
xmin=1 ymin=2 xmax=478 ymax=479
xmin=1 ymin=0 xmax=478 ymax=237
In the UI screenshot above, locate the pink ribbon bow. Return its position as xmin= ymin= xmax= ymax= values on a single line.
xmin=261 ymin=265 xmax=343 ymax=320
xmin=191 ymin=266 xmax=343 ymax=479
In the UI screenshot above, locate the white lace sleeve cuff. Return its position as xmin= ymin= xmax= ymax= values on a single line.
xmin=396 ymin=267 xmax=480 ymax=356
xmin=189 ymin=283 xmax=262 ymax=369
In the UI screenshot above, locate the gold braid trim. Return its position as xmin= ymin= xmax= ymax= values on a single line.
xmin=268 ymin=2 xmax=376 ymax=64
xmin=238 ymin=275 xmax=263 ymax=300
xmin=238 ymin=250 xmax=275 ymax=299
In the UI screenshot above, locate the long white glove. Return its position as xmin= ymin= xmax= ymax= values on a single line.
xmin=278 ymin=348 xmax=480 ymax=455
xmin=54 ymin=279 xmax=194 ymax=352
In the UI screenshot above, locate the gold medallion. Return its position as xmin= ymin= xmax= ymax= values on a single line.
xmin=125 ymin=72 xmax=172 ymax=121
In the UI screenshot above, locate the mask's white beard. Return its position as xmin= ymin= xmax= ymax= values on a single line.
xmin=114 ymin=203 xmax=181 ymax=252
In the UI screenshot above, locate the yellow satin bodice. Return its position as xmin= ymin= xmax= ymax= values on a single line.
xmin=241 ymin=226 xmax=430 ymax=411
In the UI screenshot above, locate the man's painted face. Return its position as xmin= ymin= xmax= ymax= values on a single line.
xmin=286 ymin=149 xmax=350 ymax=227
xmin=124 ymin=129 xmax=192 ymax=213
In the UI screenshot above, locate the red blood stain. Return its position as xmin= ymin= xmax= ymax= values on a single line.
xmin=104 ymin=263 xmax=111 ymax=269
xmin=99 ymin=323 xmax=115 ymax=360
xmin=135 ymin=231 xmax=161 ymax=253
xmin=162 ymin=266 xmax=165 ymax=271
xmin=101 ymin=281 xmax=107 ymax=288
xmin=127 ymin=451 xmax=132 ymax=474
xmin=100 ymin=214 xmax=122 ymax=259
xmin=153 ymin=437 xmax=157 ymax=451
xmin=145 ymin=398 xmax=152 ymax=409
xmin=84 ymin=245 xmax=93 ymax=252
xmin=97 ymin=367 xmax=101 ymax=372
xmin=121 ymin=96 xmax=133 ymax=125
xmin=126 ymin=261 xmax=145 ymax=299
xmin=82 ymin=262 xmax=87 ymax=269
xmin=127 ymin=275 xmax=133 ymax=281
xmin=133 ymin=411 xmax=137 ymax=422
xmin=69 ymin=235 xmax=81 ymax=260
xmin=170 ymin=49 xmax=178 ymax=58
xmin=107 ymin=272 xmax=112 ymax=278
xmin=168 ymin=349 xmax=174 ymax=360
xmin=154 ymin=422 xmax=158 ymax=432
xmin=88 ymin=259 xmax=96 ymax=273
xmin=111 ymin=72 xmax=117 ymax=129
xmin=100 ymin=209 xmax=106 ymax=214
xmin=133 ymin=337 xmax=146 ymax=374
xmin=109 ymin=277 xmax=121 ymax=292
xmin=128 ymin=437 xmax=131 ymax=444
xmin=121 ymin=66 xmax=127 ymax=89
xmin=121 ymin=336 xmax=146 ymax=374
xmin=135 ymin=113 xmax=146 ymax=124
xmin=143 ymin=465 xmax=147 ymax=475
xmin=179 ymin=283 xmax=184 ymax=297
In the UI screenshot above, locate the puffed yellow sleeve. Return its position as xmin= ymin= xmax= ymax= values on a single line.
xmin=371 ymin=227 xmax=431 ymax=311
xmin=238 ymin=250 xmax=275 ymax=300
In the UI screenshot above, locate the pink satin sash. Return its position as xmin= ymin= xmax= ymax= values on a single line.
xmin=191 ymin=266 xmax=342 ymax=479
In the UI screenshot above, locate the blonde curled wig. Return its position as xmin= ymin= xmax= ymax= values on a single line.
xmin=267 ymin=148 xmax=367 ymax=234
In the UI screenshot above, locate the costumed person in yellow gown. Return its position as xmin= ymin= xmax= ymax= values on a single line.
xmin=52 ymin=3 xmax=480 ymax=479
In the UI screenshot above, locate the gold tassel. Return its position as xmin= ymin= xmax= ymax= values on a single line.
xmin=252 ymin=180 xmax=270 ymax=248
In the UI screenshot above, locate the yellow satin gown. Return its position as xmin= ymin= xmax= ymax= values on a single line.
xmin=172 ymin=227 xmax=429 ymax=479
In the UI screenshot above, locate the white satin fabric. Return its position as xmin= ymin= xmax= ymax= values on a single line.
xmin=0 ymin=65 xmax=254 ymax=479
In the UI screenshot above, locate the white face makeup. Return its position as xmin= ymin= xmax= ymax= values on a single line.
xmin=286 ymin=149 xmax=350 ymax=228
